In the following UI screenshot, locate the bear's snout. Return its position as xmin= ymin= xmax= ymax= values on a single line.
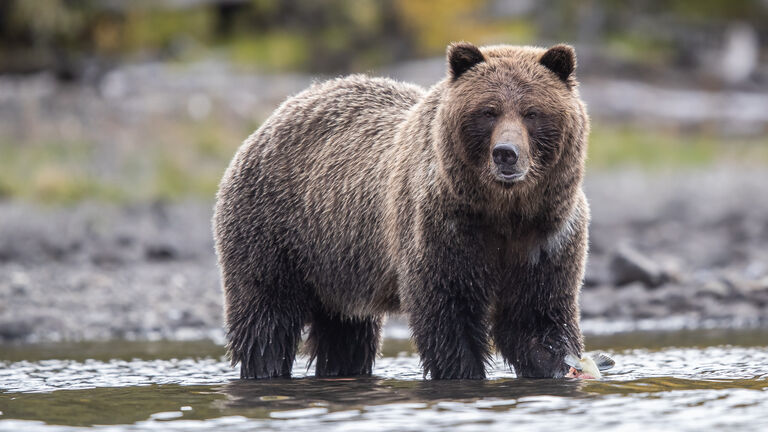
xmin=492 ymin=142 xmax=526 ymax=182
xmin=492 ymin=143 xmax=519 ymax=167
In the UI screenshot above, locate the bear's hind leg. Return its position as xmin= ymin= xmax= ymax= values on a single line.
xmin=222 ymin=253 xmax=309 ymax=379
xmin=306 ymin=310 xmax=382 ymax=377
xmin=227 ymin=303 xmax=305 ymax=379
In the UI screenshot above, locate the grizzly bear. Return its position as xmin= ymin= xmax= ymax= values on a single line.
xmin=213 ymin=42 xmax=590 ymax=380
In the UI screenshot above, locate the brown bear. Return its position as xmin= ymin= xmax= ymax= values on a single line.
xmin=213 ymin=42 xmax=590 ymax=380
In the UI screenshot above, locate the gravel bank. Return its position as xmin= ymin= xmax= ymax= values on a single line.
xmin=1 ymin=168 xmax=767 ymax=342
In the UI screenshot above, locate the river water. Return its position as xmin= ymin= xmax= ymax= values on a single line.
xmin=1 ymin=329 xmax=767 ymax=431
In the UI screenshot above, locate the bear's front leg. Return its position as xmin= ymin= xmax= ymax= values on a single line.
xmin=492 ymin=211 xmax=588 ymax=378
xmin=401 ymin=226 xmax=495 ymax=380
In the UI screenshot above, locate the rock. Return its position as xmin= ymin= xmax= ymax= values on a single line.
xmin=609 ymin=245 xmax=668 ymax=288
xmin=659 ymin=285 xmax=697 ymax=312
xmin=177 ymin=310 xmax=206 ymax=328
xmin=700 ymin=280 xmax=730 ymax=299
xmin=145 ymin=243 xmax=177 ymax=261
xmin=90 ymin=247 xmax=125 ymax=266
xmin=609 ymin=282 xmax=651 ymax=316
xmin=730 ymin=277 xmax=768 ymax=307
xmin=719 ymin=274 xmax=753 ymax=301
xmin=579 ymin=285 xmax=614 ymax=317
xmin=9 ymin=271 xmax=30 ymax=295
xmin=583 ymin=257 xmax=612 ymax=288
xmin=0 ymin=319 xmax=33 ymax=341
xmin=632 ymin=303 xmax=669 ymax=319
xmin=0 ymin=245 xmax=9 ymax=262
xmin=759 ymin=277 xmax=768 ymax=290
xmin=735 ymin=276 xmax=768 ymax=294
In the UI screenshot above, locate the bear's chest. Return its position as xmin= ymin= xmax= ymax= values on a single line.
xmin=478 ymin=222 xmax=556 ymax=272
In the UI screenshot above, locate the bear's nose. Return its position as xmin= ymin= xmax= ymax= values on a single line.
xmin=492 ymin=143 xmax=519 ymax=167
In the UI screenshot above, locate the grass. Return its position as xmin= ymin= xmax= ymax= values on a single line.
xmin=0 ymin=122 xmax=765 ymax=204
xmin=0 ymin=119 xmax=244 ymax=204
xmin=225 ymin=33 xmax=309 ymax=72
xmin=587 ymin=125 xmax=768 ymax=169
xmin=604 ymin=33 xmax=674 ymax=67
xmin=0 ymin=139 xmax=119 ymax=203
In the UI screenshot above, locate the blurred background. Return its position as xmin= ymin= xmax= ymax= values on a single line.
xmin=0 ymin=0 xmax=767 ymax=343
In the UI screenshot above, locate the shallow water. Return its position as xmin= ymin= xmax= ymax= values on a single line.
xmin=1 ymin=330 xmax=767 ymax=431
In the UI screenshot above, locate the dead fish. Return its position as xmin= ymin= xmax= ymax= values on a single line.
xmin=564 ymin=352 xmax=615 ymax=379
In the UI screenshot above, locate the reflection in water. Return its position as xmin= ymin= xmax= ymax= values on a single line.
xmin=0 ymin=332 xmax=767 ymax=431
xmin=2 ymin=375 xmax=766 ymax=430
xmin=0 ymin=385 xmax=226 ymax=427
xmin=217 ymin=377 xmax=587 ymax=417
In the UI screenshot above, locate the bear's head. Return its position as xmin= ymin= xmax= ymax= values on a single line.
xmin=436 ymin=42 xmax=588 ymax=200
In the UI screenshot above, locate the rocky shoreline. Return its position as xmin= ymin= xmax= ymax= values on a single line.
xmin=1 ymin=168 xmax=767 ymax=343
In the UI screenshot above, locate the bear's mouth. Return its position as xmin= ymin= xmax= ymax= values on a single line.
xmin=495 ymin=170 xmax=526 ymax=184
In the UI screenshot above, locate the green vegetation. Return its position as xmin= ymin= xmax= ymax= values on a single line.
xmin=0 ymin=139 xmax=117 ymax=203
xmin=226 ymin=32 xmax=309 ymax=71
xmin=0 ymin=120 xmax=244 ymax=204
xmin=0 ymin=122 xmax=765 ymax=204
xmin=395 ymin=0 xmax=533 ymax=53
xmin=587 ymin=125 xmax=768 ymax=169
xmin=604 ymin=34 xmax=674 ymax=66
xmin=4 ymin=1 xmax=767 ymax=76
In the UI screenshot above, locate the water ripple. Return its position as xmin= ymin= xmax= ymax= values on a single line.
xmin=0 ymin=344 xmax=767 ymax=431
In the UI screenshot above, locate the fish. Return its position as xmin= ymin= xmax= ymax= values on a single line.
xmin=564 ymin=352 xmax=615 ymax=379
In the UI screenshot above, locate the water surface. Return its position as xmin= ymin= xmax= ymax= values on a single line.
xmin=1 ymin=329 xmax=767 ymax=431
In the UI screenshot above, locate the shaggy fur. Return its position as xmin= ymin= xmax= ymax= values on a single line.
xmin=213 ymin=42 xmax=590 ymax=380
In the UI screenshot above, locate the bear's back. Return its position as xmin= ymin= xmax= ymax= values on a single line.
xmin=222 ymin=74 xmax=425 ymax=195
xmin=299 ymin=74 xmax=425 ymax=116
xmin=229 ymin=75 xmax=425 ymax=190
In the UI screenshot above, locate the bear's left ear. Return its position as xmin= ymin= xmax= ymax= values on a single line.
xmin=540 ymin=44 xmax=576 ymax=85
xmin=448 ymin=42 xmax=485 ymax=80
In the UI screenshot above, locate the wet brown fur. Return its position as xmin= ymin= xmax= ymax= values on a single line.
xmin=213 ymin=42 xmax=590 ymax=379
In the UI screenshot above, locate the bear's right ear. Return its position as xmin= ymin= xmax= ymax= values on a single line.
xmin=447 ymin=42 xmax=485 ymax=80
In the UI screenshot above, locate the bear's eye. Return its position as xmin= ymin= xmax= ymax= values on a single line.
xmin=481 ymin=108 xmax=498 ymax=119
xmin=524 ymin=111 xmax=539 ymax=120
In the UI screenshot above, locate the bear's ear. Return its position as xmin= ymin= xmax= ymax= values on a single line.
xmin=540 ymin=44 xmax=576 ymax=84
xmin=447 ymin=42 xmax=485 ymax=80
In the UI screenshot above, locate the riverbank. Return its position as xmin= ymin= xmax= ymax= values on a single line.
xmin=1 ymin=167 xmax=766 ymax=343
